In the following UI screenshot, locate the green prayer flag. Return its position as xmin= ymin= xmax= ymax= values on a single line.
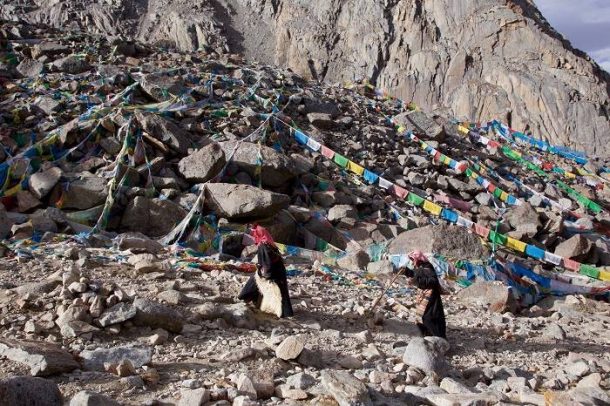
xmin=488 ymin=230 xmax=508 ymax=245
xmin=407 ymin=192 xmax=424 ymax=206
xmin=579 ymin=264 xmax=600 ymax=279
xmin=333 ymin=153 xmax=348 ymax=168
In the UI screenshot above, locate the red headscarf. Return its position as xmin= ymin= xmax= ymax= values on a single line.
xmin=408 ymin=250 xmax=428 ymax=267
xmin=251 ymin=225 xmax=275 ymax=246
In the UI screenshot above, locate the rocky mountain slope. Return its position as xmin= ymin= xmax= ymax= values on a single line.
xmin=2 ymin=0 xmax=610 ymax=157
xmin=1 ymin=8 xmax=610 ymax=406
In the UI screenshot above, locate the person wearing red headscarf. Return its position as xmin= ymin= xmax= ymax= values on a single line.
xmin=238 ymin=226 xmax=294 ymax=318
xmin=402 ymin=251 xmax=446 ymax=339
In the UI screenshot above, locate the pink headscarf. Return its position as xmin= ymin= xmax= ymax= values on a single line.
xmin=251 ymin=225 xmax=275 ymax=246
xmin=408 ymin=250 xmax=428 ymax=267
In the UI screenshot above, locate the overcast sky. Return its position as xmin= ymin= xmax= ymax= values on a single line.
xmin=536 ymin=0 xmax=610 ymax=72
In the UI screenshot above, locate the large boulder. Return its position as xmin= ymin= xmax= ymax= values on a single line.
xmin=133 ymin=298 xmax=185 ymax=333
xmin=505 ymin=202 xmax=541 ymax=230
xmin=204 ymin=183 xmax=290 ymax=219
xmin=178 ymin=142 xmax=226 ymax=183
xmin=29 ymin=167 xmax=62 ymax=199
xmin=140 ymin=73 xmax=187 ymax=102
xmin=69 ymin=390 xmax=120 ymax=406
xmin=403 ymin=337 xmax=450 ymax=377
xmin=456 ymin=281 xmax=518 ymax=313
xmin=0 ymin=204 xmax=12 ymax=239
xmin=135 ymin=111 xmax=191 ymax=154
xmin=320 ymin=370 xmax=372 ymax=406
xmin=554 ymin=234 xmax=593 ymax=260
xmin=52 ymin=55 xmax=91 ymax=74
xmin=388 ymin=224 xmax=488 ymax=260
xmin=121 ymin=197 xmax=187 ymax=238
xmin=0 ymin=338 xmax=79 ymax=376
xmin=392 ymin=111 xmax=444 ymax=140
xmin=220 ymin=141 xmax=300 ymax=187
xmin=52 ymin=176 xmax=107 ymax=210
xmin=0 ymin=376 xmax=62 ymax=406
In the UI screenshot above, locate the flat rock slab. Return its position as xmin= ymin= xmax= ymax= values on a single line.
xmin=133 ymin=298 xmax=185 ymax=333
xmin=0 ymin=338 xmax=78 ymax=376
xmin=320 ymin=369 xmax=372 ymax=406
xmin=97 ymin=302 xmax=137 ymax=327
xmin=80 ymin=345 xmax=152 ymax=372
xmin=69 ymin=390 xmax=121 ymax=406
xmin=0 ymin=376 xmax=63 ymax=406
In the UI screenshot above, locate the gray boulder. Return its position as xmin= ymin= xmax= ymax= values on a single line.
xmin=135 ymin=111 xmax=191 ymax=154
xmin=0 ymin=376 xmax=62 ymax=406
xmin=554 ymin=234 xmax=593 ymax=260
xmin=16 ymin=59 xmax=44 ymax=77
xmin=133 ymin=298 xmax=185 ymax=333
xmin=178 ymin=142 xmax=226 ymax=183
xmin=52 ymin=176 xmax=107 ymax=210
xmin=115 ymin=232 xmax=163 ymax=254
xmin=456 ymin=281 xmax=518 ymax=313
xmin=69 ymin=390 xmax=120 ymax=406
xmin=121 ymin=197 xmax=187 ymax=238
xmin=0 ymin=338 xmax=79 ymax=376
xmin=388 ymin=224 xmax=489 ymax=260
xmin=320 ymin=370 xmax=372 ymax=406
xmin=505 ymin=202 xmax=540 ymax=230
xmin=403 ymin=337 xmax=450 ymax=377
xmin=0 ymin=204 xmax=12 ymax=239
xmin=29 ymin=167 xmax=62 ymax=199
xmin=204 ymin=183 xmax=290 ymax=219
xmin=393 ymin=111 xmax=444 ymax=140
xmin=80 ymin=345 xmax=152 ymax=372
xmin=52 ymin=55 xmax=91 ymax=74
xmin=220 ymin=141 xmax=299 ymax=187
xmin=140 ymin=73 xmax=186 ymax=102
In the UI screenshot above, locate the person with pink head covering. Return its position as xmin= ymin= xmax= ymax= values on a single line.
xmin=401 ymin=251 xmax=446 ymax=339
xmin=238 ymin=225 xmax=294 ymax=318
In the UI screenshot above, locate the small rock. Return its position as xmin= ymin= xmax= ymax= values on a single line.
xmin=275 ymin=336 xmax=305 ymax=360
xmin=178 ymin=388 xmax=210 ymax=406
xmin=320 ymin=370 xmax=372 ymax=406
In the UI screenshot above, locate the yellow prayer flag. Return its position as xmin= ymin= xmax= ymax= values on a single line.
xmin=458 ymin=125 xmax=470 ymax=134
xmin=599 ymin=270 xmax=610 ymax=282
xmin=565 ymin=172 xmax=576 ymax=179
xmin=500 ymin=191 xmax=508 ymax=201
xmin=423 ymin=200 xmax=442 ymax=216
xmin=347 ymin=161 xmax=365 ymax=176
xmin=506 ymin=237 xmax=527 ymax=253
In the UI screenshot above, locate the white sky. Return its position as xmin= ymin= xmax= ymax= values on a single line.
xmin=536 ymin=0 xmax=610 ymax=72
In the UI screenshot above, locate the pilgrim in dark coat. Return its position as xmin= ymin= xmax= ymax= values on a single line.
xmin=238 ymin=227 xmax=293 ymax=318
xmin=405 ymin=261 xmax=446 ymax=339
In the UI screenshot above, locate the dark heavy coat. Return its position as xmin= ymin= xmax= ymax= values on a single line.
xmin=412 ymin=263 xmax=446 ymax=339
xmin=238 ymin=243 xmax=293 ymax=318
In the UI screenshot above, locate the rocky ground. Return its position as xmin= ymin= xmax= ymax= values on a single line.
xmin=0 ymin=19 xmax=610 ymax=406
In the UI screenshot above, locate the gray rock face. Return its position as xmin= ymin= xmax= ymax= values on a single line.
xmin=115 ymin=232 xmax=163 ymax=254
xmin=29 ymin=167 xmax=62 ymax=199
xmin=204 ymin=183 xmax=290 ymax=219
xmin=388 ymin=224 xmax=489 ymax=261
xmin=80 ymin=345 xmax=152 ymax=371
xmin=0 ymin=204 xmax=11 ymax=239
xmin=0 ymin=376 xmax=63 ymax=406
xmin=554 ymin=234 xmax=593 ymax=260
xmin=505 ymin=202 xmax=541 ymax=230
xmin=219 ymin=141 xmax=299 ymax=187
xmin=54 ymin=176 xmax=107 ymax=210
xmin=12 ymin=0 xmax=609 ymax=155
xmin=52 ymin=55 xmax=91 ymax=74
xmin=393 ymin=111 xmax=444 ymax=141
xmin=178 ymin=142 xmax=226 ymax=183
xmin=135 ymin=111 xmax=191 ymax=154
xmin=133 ymin=298 xmax=185 ymax=333
xmin=69 ymin=390 xmax=121 ymax=406
xmin=121 ymin=196 xmax=187 ymax=238
xmin=457 ymin=281 xmax=518 ymax=313
xmin=97 ymin=303 xmax=137 ymax=327
xmin=320 ymin=369 xmax=372 ymax=406
xmin=402 ymin=337 xmax=449 ymax=377
xmin=16 ymin=58 xmax=44 ymax=77
xmin=0 ymin=338 xmax=79 ymax=376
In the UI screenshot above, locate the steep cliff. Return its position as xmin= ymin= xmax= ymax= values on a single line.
xmin=3 ymin=0 xmax=609 ymax=156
